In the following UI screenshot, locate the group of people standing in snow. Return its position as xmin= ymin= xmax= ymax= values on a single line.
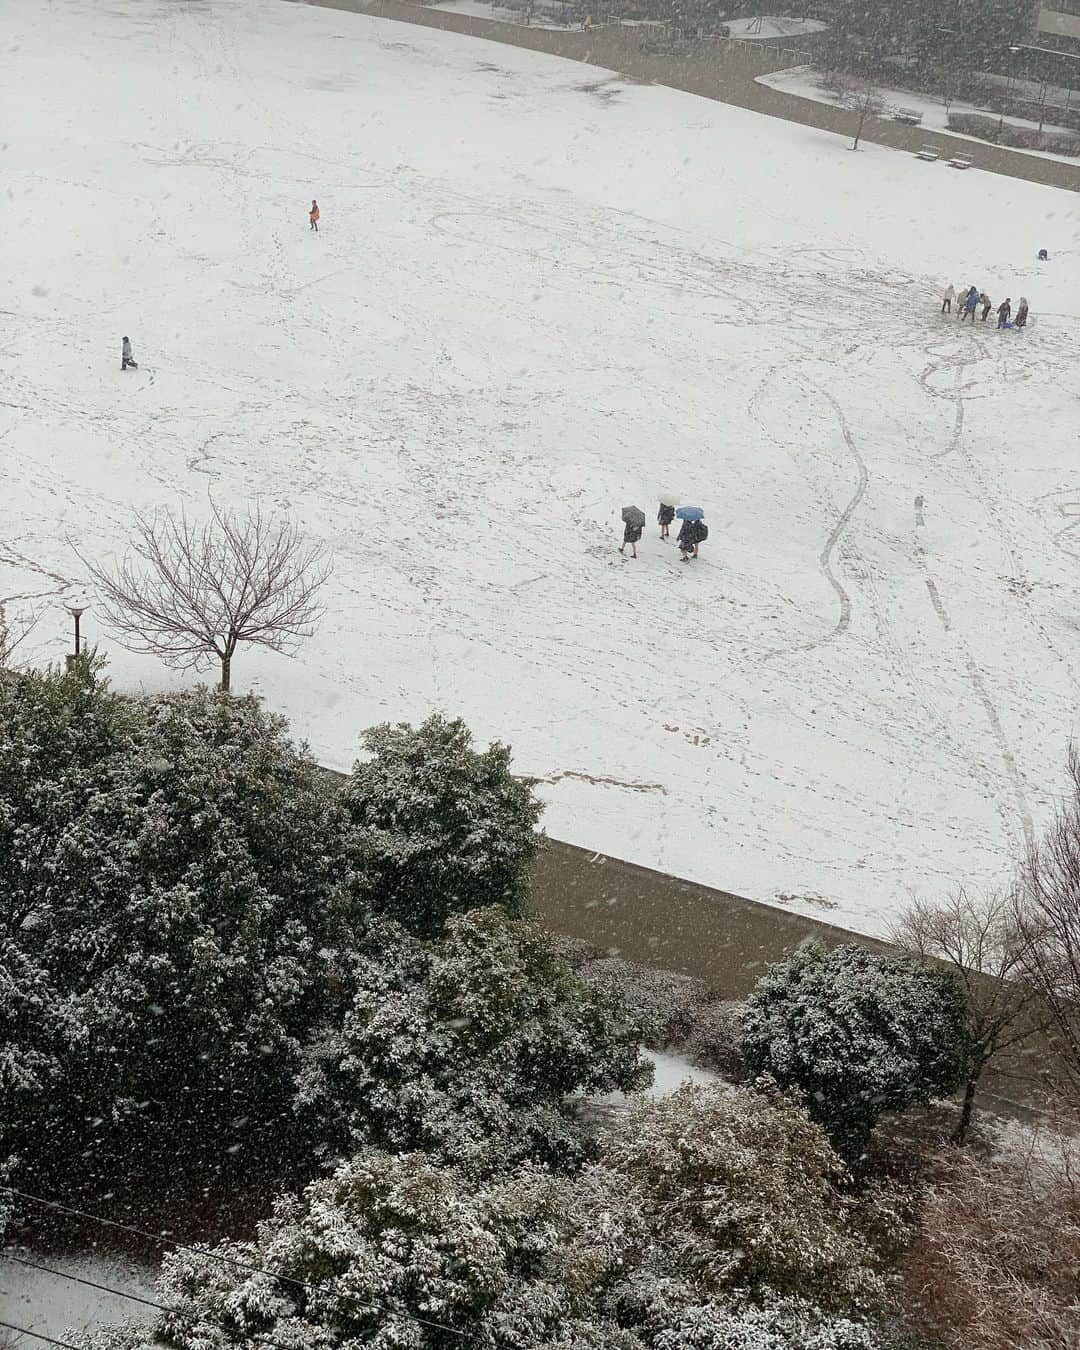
xmin=620 ymin=502 xmax=707 ymax=563
xmin=941 ymin=284 xmax=1028 ymax=330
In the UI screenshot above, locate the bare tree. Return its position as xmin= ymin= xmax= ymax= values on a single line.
xmin=0 ymin=602 xmax=37 ymax=669
xmin=891 ymin=890 xmax=1041 ymax=1144
xmin=836 ymin=75 xmax=885 ymax=150
xmin=1017 ymin=746 xmax=1080 ymax=1101
xmin=83 ymin=501 xmax=331 ymax=692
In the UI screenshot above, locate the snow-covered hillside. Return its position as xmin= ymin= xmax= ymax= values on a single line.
xmin=2 ymin=0 xmax=1078 ymax=936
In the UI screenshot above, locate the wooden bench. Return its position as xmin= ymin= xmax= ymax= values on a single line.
xmin=915 ymin=144 xmax=940 ymax=161
xmin=948 ymin=153 xmax=974 ymax=169
xmin=894 ymin=108 xmax=923 ymax=125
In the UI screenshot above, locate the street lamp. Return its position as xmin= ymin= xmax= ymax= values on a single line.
xmin=64 ymin=603 xmax=87 ymax=661
xmin=1006 ymin=41 xmax=1080 ymax=136
xmin=937 ymin=26 xmax=961 ymax=115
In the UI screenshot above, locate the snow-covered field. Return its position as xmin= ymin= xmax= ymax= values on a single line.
xmin=2 ymin=0 xmax=1078 ymax=937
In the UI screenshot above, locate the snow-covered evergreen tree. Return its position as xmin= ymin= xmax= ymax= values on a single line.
xmin=79 ymin=1110 xmax=900 ymax=1350
xmin=296 ymin=907 xmax=652 ymax=1171
xmin=95 ymin=1151 xmax=638 ymax=1349
xmin=343 ymin=714 xmax=543 ymax=937
xmin=0 ymin=669 xmax=357 ymax=1184
xmin=740 ymin=943 xmax=967 ymax=1157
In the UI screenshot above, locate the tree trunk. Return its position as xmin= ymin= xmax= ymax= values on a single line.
xmin=952 ymin=1071 xmax=981 ymax=1146
xmin=220 ymin=651 xmax=231 ymax=692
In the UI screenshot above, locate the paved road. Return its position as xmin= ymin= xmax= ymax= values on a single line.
xmin=299 ymin=0 xmax=1079 ymax=191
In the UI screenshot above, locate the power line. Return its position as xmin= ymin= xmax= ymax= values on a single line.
xmin=3 ymin=1187 xmax=463 ymax=1338
xmin=0 ymin=1253 xmax=337 ymax=1350
xmin=1 ymin=1252 xmax=163 ymax=1316
xmin=0 ymin=1320 xmax=82 ymax=1350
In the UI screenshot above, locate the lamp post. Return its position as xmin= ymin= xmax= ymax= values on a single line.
xmin=64 ymin=603 xmax=86 ymax=665
xmin=937 ymin=26 xmax=961 ymax=116
xmin=998 ymin=46 xmax=1020 ymax=141
xmin=1007 ymin=42 xmax=1080 ymax=136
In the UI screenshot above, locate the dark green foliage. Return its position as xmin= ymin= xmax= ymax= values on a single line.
xmin=740 ymin=943 xmax=967 ymax=1157
xmin=344 ymin=714 xmax=543 ymax=938
xmin=0 ymin=666 xmax=356 ymax=1183
xmin=295 ymin=907 xmax=652 ymax=1172
xmin=820 ymin=0 xmax=1039 ymax=76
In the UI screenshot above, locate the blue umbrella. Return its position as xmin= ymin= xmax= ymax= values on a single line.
xmin=676 ymin=505 xmax=704 ymax=521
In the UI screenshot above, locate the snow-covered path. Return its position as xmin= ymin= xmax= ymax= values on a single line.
xmin=2 ymin=0 xmax=1078 ymax=935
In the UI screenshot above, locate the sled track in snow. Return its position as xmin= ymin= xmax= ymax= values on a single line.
xmin=761 ymin=381 xmax=868 ymax=663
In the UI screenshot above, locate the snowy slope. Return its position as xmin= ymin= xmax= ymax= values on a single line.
xmin=1 ymin=0 xmax=1078 ymax=937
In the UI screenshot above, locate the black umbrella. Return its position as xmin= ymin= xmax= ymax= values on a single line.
xmin=621 ymin=505 xmax=646 ymax=527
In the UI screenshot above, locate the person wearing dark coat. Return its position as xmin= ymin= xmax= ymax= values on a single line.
xmin=678 ymin=517 xmax=706 ymax=562
xmin=121 ymin=336 xmax=137 ymax=370
xmin=620 ymin=519 xmax=643 ymax=558
xmin=997 ymin=298 xmax=1012 ymax=329
xmin=658 ymin=503 xmax=675 ymax=539
xmin=1015 ymin=297 xmax=1029 ymax=329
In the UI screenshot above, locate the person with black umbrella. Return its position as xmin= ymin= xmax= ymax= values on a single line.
xmin=620 ymin=505 xmax=646 ymax=558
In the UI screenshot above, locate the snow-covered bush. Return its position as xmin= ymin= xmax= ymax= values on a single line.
xmin=0 ymin=669 xmax=357 ymax=1182
xmin=682 ymin=999 xmax=747 ymax=1079
xmin=95 ymin=1150 xmax=640 ymax=1350
xmin=296 ymin=907 xmax=652 ymax=1171
xmin=647 ymin=1298 xmax=900 ymax=1349
xmin=578 ymin=956 xmax=715 ymax=1050
xmin=343 ymin=714 xmax=543 ymax=937
xmin=608 ymin=1082 xmax=885 ymax=1314
xmin=79 ymin=1143 xmax=897 ymax=1350
xmin=740 ymin=943 xmax=967 ymax=1157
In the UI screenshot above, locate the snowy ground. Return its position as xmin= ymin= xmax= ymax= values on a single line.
xmin=2 ymin=0 xmax=1079 ymax=937
xmin=426 ymin=0 xmax=582 ymax=31
xmin=759 ymin=65 xmax=1080 ymax=165
xmin=725 ymin=15 xmax=826 ymax=40
xmin=0 ymin=1250 xmax=156 ymax=1342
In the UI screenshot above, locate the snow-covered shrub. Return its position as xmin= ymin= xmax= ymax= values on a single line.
xmin=682 ymin=999 xmax=747 ymax=1079
xmin=608 ymin=1082 xmax=885 ymax=1314
xmin=647 ymin=1298 xmax=900 ymax=1349
xmin=741 ymin=943 xmax=967 ymax=1158
xmin=343 ymin=713 xmax=543 ymax=937
xmin=0 ymin=670 xmax=357 ymax=1182
xmin=296 ymin=907 xmax=652 ymax=1171
xmin=78 ymin=1146 xmax=897 ymax=1350
xmin=578 ymin=957 xmax=715 ymax=1050
xmin=92 ymin=1151 xmax=640 ymax=1350
xmin=545 ymin=933 xmax=604 ymax=971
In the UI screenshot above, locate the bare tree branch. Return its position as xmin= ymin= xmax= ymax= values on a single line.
xmin=0 ymin=603 xmax=38 ymax=669
xmin=891 ymin=887 xmax=1043 ymax=1143
xmin=1016 ymin=745 xmax=1080 ymax=1102
xmin=80 ymin=501 xmax=332 ymax=690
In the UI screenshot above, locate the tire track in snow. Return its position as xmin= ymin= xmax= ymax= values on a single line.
xmin=915 ymin=523 xmax=1035 ymax=852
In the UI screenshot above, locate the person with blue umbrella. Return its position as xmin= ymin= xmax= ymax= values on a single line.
xmin=675 ymin=505 xmax=706 ymax=562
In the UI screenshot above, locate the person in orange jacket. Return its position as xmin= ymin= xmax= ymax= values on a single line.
xmin=309 ymin=199 xmax=320 ymax=232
